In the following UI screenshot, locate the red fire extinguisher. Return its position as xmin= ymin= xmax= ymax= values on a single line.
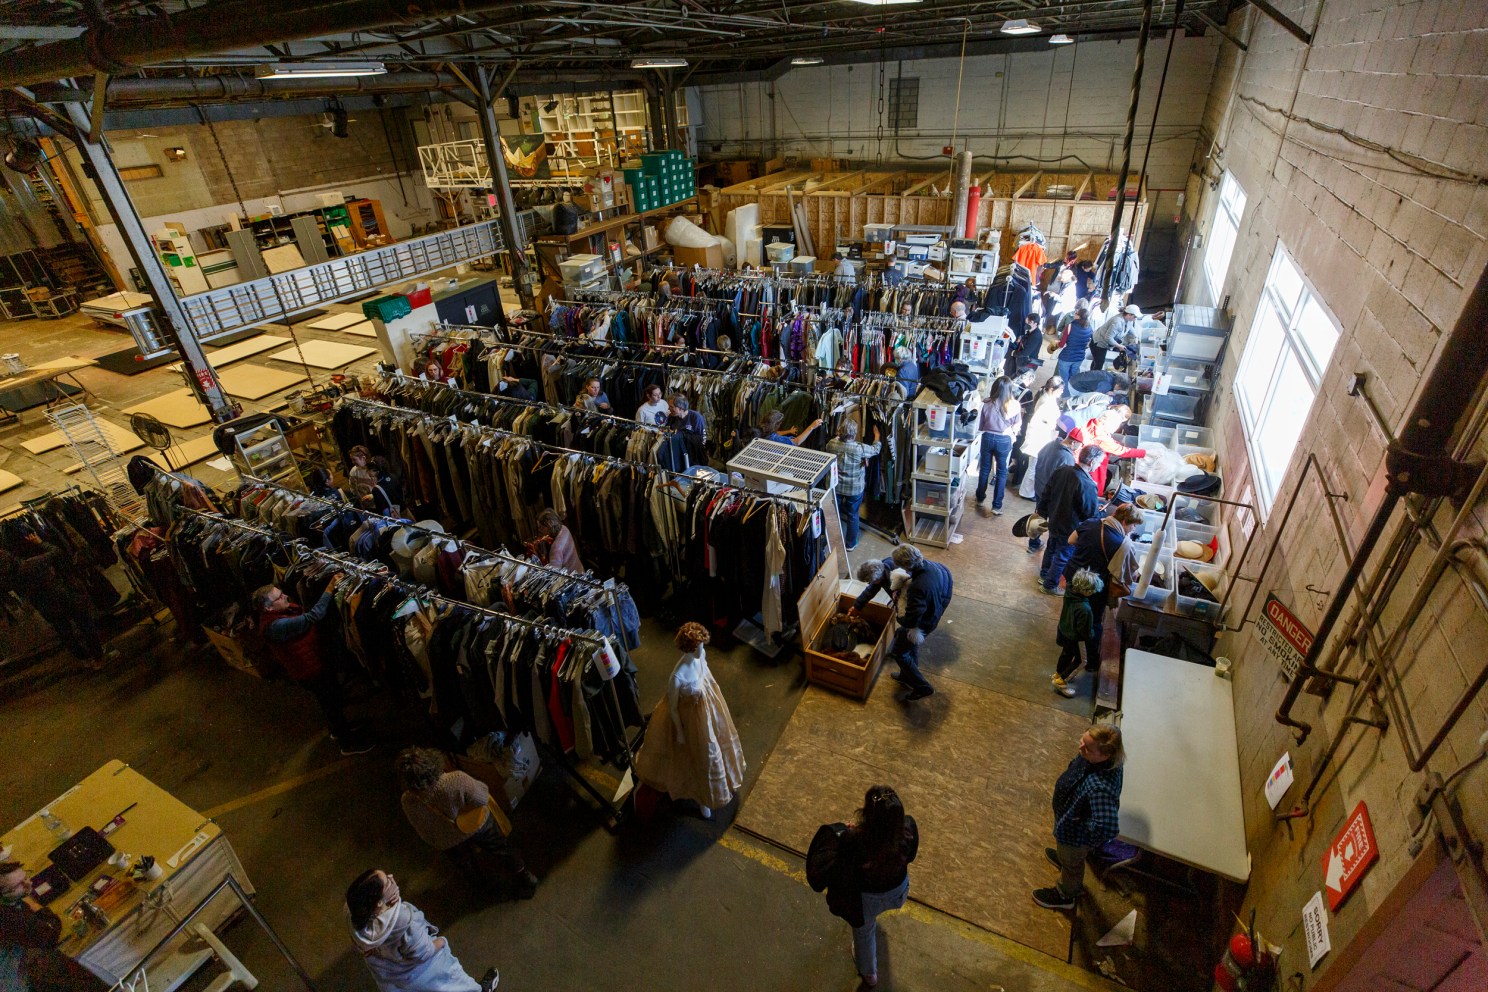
xmin=965 ymin=183 xmax=982 ymax=239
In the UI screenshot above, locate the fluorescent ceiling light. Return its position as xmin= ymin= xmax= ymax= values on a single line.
xmin=1000 ymin=19 xmax=1041 ymax=35
xmin=843 ymin=0 xmax=922 ymax=6
xmin=1050 ymin=34 xmax=1074 ymax=44
xmin=631 ymin=57 xmax=689 ymax=68
xmin=255 ymin=62 xmax=385 ymax=79
xmin=791 ymin=57 xmax=824 ymax=66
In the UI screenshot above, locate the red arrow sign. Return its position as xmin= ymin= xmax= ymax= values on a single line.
xmin=1321 ymin=801 xmax=1378 ymax=911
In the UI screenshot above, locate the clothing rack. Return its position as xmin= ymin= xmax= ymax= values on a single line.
xmin=239 ymin=474 xmax=629 ymax=596
xmin=177 ymin=505 xmax=644 ymax=824
xmin=341 ymin=394 xmax=810 ymax=506
xmin=386 ymin=369 xmax=679 ymax=437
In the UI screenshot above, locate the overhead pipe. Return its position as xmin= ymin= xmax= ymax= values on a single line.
xmin=1276 ymin=260 xmax=1488 ymax=743
xmin=32 ymin=72 xmax=468 ymax=105
xmin=1100 ymin=0 xmax=1153 ymax=305
xmin=0 ymin=0 xmax=526 ymax=89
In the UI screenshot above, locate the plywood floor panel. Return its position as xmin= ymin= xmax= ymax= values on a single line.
xmin=736 ymin=678 xmax=1088 ymax=961
xmin=166 ymin=434 xmax=223 ymax=467
xmin=124 ymin=390 xmax=211 ymax=430
xmin=21 ymin=419 xmax=145 ymax=455
xmin=217 ymin=365 xmax=307 ymax=401
xmin=207 ymin=334 xmax=290 ymax=366
xmin=343 ymin=322 xmax=377 ymax=337
xmin=0 ymin=470 xmax=21 ymax=493
xmin=305 ymin=312 xmax=367 ymax=331
xmin=269 ymin=340 xmax=376 ymax=370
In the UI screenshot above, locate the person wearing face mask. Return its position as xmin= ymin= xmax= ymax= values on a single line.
xmin=347 ymin=869 xmax=500 ymax=991
xmin=0 ymin=861 xmax=107 ymax=990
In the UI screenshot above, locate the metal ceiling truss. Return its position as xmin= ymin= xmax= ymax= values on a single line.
xmin=2 ymin=1 xmax=1249 ymax=93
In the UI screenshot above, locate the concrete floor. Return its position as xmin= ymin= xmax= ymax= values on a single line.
xmin=0 ymin=303 xmax=1152 ymax=992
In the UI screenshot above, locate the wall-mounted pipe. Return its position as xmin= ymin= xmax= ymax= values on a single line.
xmin=1276 ymin=260 xmax=1488 ymax=742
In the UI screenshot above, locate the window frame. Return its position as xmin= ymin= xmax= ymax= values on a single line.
xmin=1233 ymin=243 xmax=1340 ymax=516
xmin=1202 ymin=171 xmax=1246 ymax=302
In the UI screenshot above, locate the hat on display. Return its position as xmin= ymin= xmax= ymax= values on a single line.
xmin=1135 ymin=493 xmax=1166 ymax=511
xmin=1178 ymin=472 xmax=1222 ymax=496
xmin=1122 ymin=304 xmax=1142 ymax=317
xmin=390 ymin=520 xmax=447 ymax=558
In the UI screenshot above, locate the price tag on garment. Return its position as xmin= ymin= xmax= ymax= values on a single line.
xmin=465 ymin=304 xmax=478 ymax=322
xmin=811 ymin=509 xmax=823 ymax=538
xmin=592 ymin=637 xmax=621 ymax=680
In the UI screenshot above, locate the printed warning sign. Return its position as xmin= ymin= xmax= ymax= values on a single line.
xmin=1322 ymin=801 xmax=1378 ymax=911
xmin=1257 ymin=593 xmax=1315 ymax=681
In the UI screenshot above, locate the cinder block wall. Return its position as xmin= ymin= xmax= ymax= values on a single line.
xmin=693 ymin=35 xmax=1222 ymax=233
xmin=1185 ymin=0 xmax=1488 ymax=982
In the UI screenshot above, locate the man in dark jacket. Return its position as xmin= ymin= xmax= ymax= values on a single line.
xmin=0 ymin=862 xmax=107 ymax=990
xmin=1026 ymin=415 xmax=1080 ymax=553
xmin=1036 ymin=444 xmax=1103 ymax=594
xmin=1034 ymin=725 xmax=1124 ymax=909
xmin=254 ymin=575 xmax=372 ymax=756
xmin=852 ymin=545 xmax=953 ymax=701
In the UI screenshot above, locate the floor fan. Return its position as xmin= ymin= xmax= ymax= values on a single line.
xmin=129 ymin=412 xmax=176 ymax=470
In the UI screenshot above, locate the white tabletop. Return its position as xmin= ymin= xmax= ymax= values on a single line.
xmin=1118 ymin=649 xmax=1250 ymax=882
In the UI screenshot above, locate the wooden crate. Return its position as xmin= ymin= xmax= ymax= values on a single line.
xmin=797 ymin=550 xmax=896 ymax=699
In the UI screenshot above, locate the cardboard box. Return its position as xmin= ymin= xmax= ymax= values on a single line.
xmin=672 ymin=243 xmax=723 ymax=269
xmin=203 ymin=625 xmax=275 ymax=679
xmin=641 ymin=225 xmax=659 ymax=251
xmin=798 ymin=551 xmax=896 ymax=699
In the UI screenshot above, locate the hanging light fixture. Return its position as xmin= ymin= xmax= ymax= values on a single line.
xmin=843 ymin=0 xmax=921 ymax=5
xmin=255 ymin=61 xmax=386 ymax=79
xmin=631 ymin=57 xmax=689 ymax=69
xmin=2 ymin=139 xmax=43 ymax=173
xmin=1049 ymin=34 xmax=1074 ymax=44
xmin=791 ymin=57 xmax=824 ymax=66
xmin=1000 ymin=19 xmax=1042 ymax=35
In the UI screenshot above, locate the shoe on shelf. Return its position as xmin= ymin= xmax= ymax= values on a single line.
xmin=1051 ymin=675 xmax=1077 ymax=698
xmin=905 ymin=685 xmax=934 ymax=701
xmin=1045 ymin=847 xmax=1061 ymax=870
xmin=1041 ymin=585 xmax=1065 ymax=597
xmin=480 ymin=967 xmax=501 ymax=991
xmin=1032 ymin=887 xmax=1076 ymax=910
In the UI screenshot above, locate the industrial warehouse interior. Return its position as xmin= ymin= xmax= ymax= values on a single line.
xmin=0 ymin=2 xmax=1485 ymax=991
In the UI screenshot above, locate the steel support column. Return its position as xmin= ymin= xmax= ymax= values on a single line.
xmin=471 ymin=65 xmax=534 ymax=310
xmin=643 ymin=81 xmax=667 ymax=152
xmin=661 ymin=73 xmax=681 ymax=153
xmin=60 ymin=100 xmax=237 ymax=422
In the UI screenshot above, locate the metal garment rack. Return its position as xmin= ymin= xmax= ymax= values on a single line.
xmin=182 ymin=504 xmax=643 ymax=825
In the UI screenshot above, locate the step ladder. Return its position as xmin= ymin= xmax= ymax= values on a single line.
xmin=47 ymin=403 xmax=146 ymax=523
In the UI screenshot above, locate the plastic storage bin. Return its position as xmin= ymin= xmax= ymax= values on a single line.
xmin=1132 ymin=550 xmax=1175 ymax=608
xmin=1174 ymin=560 xmax=1226 ymax=621
xmin=1138 ymin=424 xmax=1177 ymax=450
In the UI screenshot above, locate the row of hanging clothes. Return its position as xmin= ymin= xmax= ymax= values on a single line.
xmin=233 ymin=477 xmax=640 ymax=648
xmin=0 ymin=488 xmax=124 ymax=662
xmin=329 ymin=393 xmax=829 ymax=636
xmin=169 ymin=507 xmax=643 ymax=761
xmin=410 ymin=326 xmax=520 ymax=394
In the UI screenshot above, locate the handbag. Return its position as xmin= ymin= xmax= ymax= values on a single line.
xmin=1099 ymin=525 xmax=1133 ymax=605
xmin=454 ymin=796 xmax=513 ymax=839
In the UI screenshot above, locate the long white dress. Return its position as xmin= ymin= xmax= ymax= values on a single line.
xmin=633 ymin=647 xmax=746 ymax=809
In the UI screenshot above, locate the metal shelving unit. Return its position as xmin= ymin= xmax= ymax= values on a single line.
xmin=908 ymin=394 xmax=977 ymax=548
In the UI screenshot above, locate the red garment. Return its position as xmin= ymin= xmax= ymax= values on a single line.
xmin=1084 ymin=417 xmax=1140 ymax=497
xmin=257 ymin=605 xmax=323 ymax=680
xmin=548 ymin=639 xmax=575 ymax=752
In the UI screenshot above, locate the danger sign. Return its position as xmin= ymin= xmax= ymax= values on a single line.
xmin=1322 ymin=801 xmax=1378 ymax=911
xmin=1257 ymin=594 xmax=1315 ymax=681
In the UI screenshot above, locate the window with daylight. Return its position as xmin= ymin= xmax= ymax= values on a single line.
xmin=1233 ymin=244 xmax=1341 ymax=515
xmin=888 ymin=77 xmax=919 ymax=130
xmin=1203 ymin=172 xmax=1246 ymax=302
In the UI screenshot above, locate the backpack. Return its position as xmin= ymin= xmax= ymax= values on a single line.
xmin=806 ymin=822 xmax=865 ymax=926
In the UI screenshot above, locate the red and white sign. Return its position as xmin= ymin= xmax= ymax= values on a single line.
xmin=1257 ymin=594 xmax=1315 ymax=681
xmin=1321 ymin=801 xmax=1378 ymax=911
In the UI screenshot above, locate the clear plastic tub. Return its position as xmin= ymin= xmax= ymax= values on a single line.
xmin=1172 ymin=495 xmax=1217 ymax=525
xmin=1174 ymin=425 xmax=1213 ymax=449
xmin=1174 ymin=560 xmax=1226 ymax=621
xmin=1138 ymin=424 xmax=1177 ymax=450
xmin=1133 ymin=551 xmax=1176 ymax=608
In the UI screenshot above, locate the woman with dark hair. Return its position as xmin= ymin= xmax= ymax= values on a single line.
xmin=347 ymin=445 xmax=377 ymax=504
xmin=346 ymin=869 xmax=499 ymax=991
xmin=975 ymin=375 xmax=1022 ymax=513
xmin=823 ymin=785 xmax=920 ymax=987
xmin=631 ymin=622 xmax=745 ymax=820
xmin=306 ymin=467 xmax=348 ymax=504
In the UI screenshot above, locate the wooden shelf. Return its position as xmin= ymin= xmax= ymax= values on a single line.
xmin=543 ymin=198 xmax=701 ymax=245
